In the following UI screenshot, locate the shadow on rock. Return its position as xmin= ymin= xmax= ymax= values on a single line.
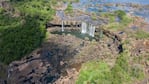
xmin=7 ymin=41 xmax=79 ymax=84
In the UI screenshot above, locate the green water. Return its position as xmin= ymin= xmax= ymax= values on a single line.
xmin=51 ymin=30 xmax=95 ymax=41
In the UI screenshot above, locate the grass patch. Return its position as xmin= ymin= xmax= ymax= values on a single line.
xmin=76 ymin=61 xmax=111 ymax=84
xmin=101 ymin=10 xmax=132 ymax=31
xmin=134 ymin=30 xmax=149 ymax=39
xmin=76 ymin=52 xmax=144 ymax=84
xmin=11 ymin=0 xmax=55 ymax=22
xmin=63 ymin=0 xmax=79 ymax=3
xmin=65 ymin=3 xmax=73 ymax=14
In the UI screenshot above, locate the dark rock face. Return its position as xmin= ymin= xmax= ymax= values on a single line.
xmin=7 ymin=49 xmax=63 ymax=84
xmin=7 ymin=35 xmax=83 ymax=84
xmin=0 ymin=79 xmax=7 ymax=84
xmin=46 ymin=22 xmax=81 ymax=28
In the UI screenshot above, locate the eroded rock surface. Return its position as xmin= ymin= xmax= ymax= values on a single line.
xmin=7 ymin=29 xmax=121 ymax=84
xmin=7 ymin=34 xmax=84 ymax=84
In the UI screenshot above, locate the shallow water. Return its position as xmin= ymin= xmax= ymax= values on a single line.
xmin=90 ymin=0 xmax=149 ymax=5
xmin=51 ymin=30 xmax=95 ymax=40
xmin=73 ymin=0 xmax=149 ymax=23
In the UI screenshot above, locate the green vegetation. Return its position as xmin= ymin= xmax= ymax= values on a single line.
xmin=63 ymin=0 xmax=79 ymax=3
xmin=134 ymin=30 xmax=149 ymax=39
xmin=76 ymin=61 xmax=111 ymax=84
xmin=0 ymin=8 xmax=5 ymax=14
xmin=101 ymin=12 xmax=116 ymax=22
xmin=11 ymin=0 xmax=55 ymax=22
xmin=101 ymin=10 xmax=132 ymax=31
xmin=76 ymin=52 xmax=144 ymax=84
xmin=0 ymin=63 xmax=7 ymax=79
xmin=91 ymin=13 xmax=98 ymax=20
xmin=65 ymin=3 xmax=73 ymax=14
xmin=0 ymin=15 xmax=45 ymax=64
xmin=0 ymin=0 xmax=55 ymax=64
xmin=110 ymin=52 xmax=131 ymax=84
xmin=115 ymin=10 xmax=126 ymax=19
